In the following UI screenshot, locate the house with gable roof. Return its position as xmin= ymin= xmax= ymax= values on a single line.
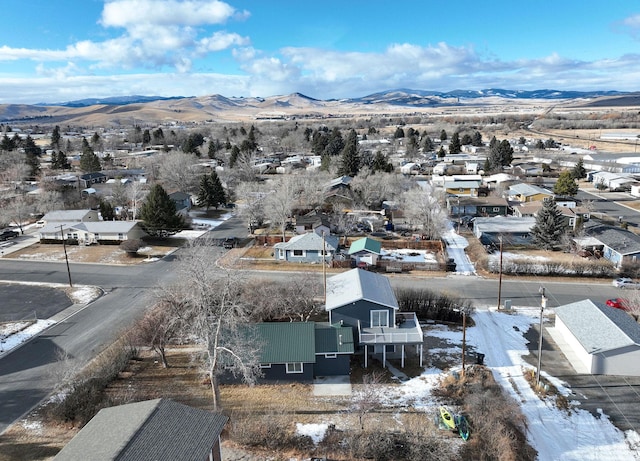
xmin=325 ymin=268 xmax=423 ymax=368
xmin=552 ymin=299 xmax=640 ymax=376
xmin=507 ymin=183 xmax=553 ymax=203
xmin=252 ymin=321 xmax=354 ymax=382
xmin=39 ymin=221 xmax=146 ymax=244
xmin=273 ymin=232 xmax=339 ymax=263
xmin=54 ymin=398 xmax=228 ymax=461
xmin=348 ymin=237 xmax=382 ymax=267
xmin=579 ymin=223 xmax=640 ymax=268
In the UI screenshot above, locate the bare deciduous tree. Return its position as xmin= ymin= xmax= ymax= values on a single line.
xmin=351 ymin=372 xmax=385 ymax=430
xmin=176 ymin=242 xmax=262 ymax=410
xmin=402 ymin=184 xmax=448 ymax=240
xmin=156 ymin=151 xmax=200 ymax=193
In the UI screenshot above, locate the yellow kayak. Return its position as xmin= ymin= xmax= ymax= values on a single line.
xmin=439 ymin=406 xmax=456 ymax=430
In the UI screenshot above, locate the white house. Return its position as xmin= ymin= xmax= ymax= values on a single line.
xmin=39 ymin=221 xmax=146 ymax=244
xmin=552 ymin=299 xmax=640 ymax=376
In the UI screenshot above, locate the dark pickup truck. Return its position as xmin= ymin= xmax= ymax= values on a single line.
xmin=222 ymin=237 xmax=237 ymax=249
xmin=0 ymin=230 xmax=19 ymax=241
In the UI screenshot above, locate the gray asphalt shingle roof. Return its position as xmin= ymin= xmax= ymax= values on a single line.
xmin=274 ymin=232 xmax=339 ymax=251
xmin=325 ymin=268 xmax=398 ymax=311
xmin=584 ymin=224 xmax=640 ymax=255
xmin=54 ymin=399 xmax=228 ymax=461
xmin=555 ymin=299 xmax=640 ymax=354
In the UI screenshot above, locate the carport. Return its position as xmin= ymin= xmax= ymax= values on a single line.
xmin=552 ymin=299 xmax=640 ymax=376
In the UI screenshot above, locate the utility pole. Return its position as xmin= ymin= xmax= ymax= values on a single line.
xmin=322 ymin=231 xmax=327 ymax=305
xmin=59 ymin=225 xmax=73 ymax=287
xmin=497 ymin=236 xmax=503 ymax=309
xmin=461 ymin=309 xmax=467 ymax=377
xmin=536 ymin=286 xmax=547 ymax=386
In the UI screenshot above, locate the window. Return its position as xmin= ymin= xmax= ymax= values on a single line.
xmin=324 ymin=353 xmax=337 ymax=359
xmin=371 ymin=310 xmax=389 ymax=327
xmin=493 ymin=207 xmax=500 ymax=212
xmin=118 ymin=233 xmax=124 ymax=240
xmin=94 ymin=233 xmax=100 ymax=240
xmin=259 ymin=363 xmax=272 ymax=369
xmin=72 ymin=233 xmax=78 ymax=239
xmin=286 ymin=362 xmax=303 ymax=374
xmin=292 ymin=249 xmax=304 ymax=257
xmin=279 ymin=249 xmax=284 ymax=258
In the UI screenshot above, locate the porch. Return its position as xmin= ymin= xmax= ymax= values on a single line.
xmin=357 ymin=312 xmax=424 ymax=369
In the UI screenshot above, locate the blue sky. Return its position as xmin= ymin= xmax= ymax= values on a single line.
xmin=1 ymin=0 xmax=639 ymax=104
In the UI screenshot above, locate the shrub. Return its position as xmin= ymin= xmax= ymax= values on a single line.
xmin=395 ymin=287 xmax=473 ymax=322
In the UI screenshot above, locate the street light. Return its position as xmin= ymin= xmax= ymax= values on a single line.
xmin=536 ymin=286 xmax=547 ymax=386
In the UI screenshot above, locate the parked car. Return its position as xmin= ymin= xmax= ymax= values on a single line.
xmin=222 ymin=237 xmax=237 ymax=249
xmin=612 ymin=278 xmax=640 ymax=289
xmin=606 ymin=298 xmax=628 ymax=310
xmin=0 ymin=229 xmax=19 ymax=241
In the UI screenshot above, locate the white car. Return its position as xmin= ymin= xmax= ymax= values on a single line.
xmin=612 ymin=278 xmax=640 ymax=289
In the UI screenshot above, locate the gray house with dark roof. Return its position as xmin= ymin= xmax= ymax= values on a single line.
xmin=54 ymin=398 xmax=228 ymax=461
xmin=326 ymin=268 xmax=424 ymax=368
xmin=273 ymin=232 xmax=339 ymax=263
xmin=581 ymin=224 xmax=640 ymax=268
xmin=553 ymin=299 xmax=640 ymax=376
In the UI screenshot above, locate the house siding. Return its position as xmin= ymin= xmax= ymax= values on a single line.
xmin=260 ymin=363 xmax=314 ymax=382
xmin=315 ymin=354 xmax=351 ymax=376
xmin=593 ymin=345 xmax=640 ymax=376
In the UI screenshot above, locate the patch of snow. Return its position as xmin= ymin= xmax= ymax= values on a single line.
xmin=0 ymin=320 xmax=55 ymax=357
xmin=489 ymin=251 xmax=550 ymax=262
xmin=67 ymin=286 xmax=102 ymax=304
xmin=296 ymin=422 xmax=329 ymax=444
xmin=442 ymin=222 xmax=475 ymax=275
xmin=380 ymin=248 xmax=438 ymax=263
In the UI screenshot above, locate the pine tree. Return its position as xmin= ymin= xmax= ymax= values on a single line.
xmin=197 ymin=171 xmax=227 ymax=210
xmin=472 ymin=131 xmax=483 ymax=147
xmin=440 ymin=129 xmax=447 ymax=142
xmin=337 ymin=130 xmax=360 ymax=176
xmin=571 ymin=158 xmax=586 ymax=180
xmin=139 ymin=184 xmax=186 ymax=237
xmin=51 ymin=125 xmax=61 ymax=150
xmin=449 ymin=132 xmax=462 ymax=154
xmin=554 ymin=171 xmax=579 ymax=196
xmin=531 ymin=199 xmax=565 ymax=250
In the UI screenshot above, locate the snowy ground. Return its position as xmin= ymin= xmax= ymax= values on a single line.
xmin=295 ymin=307 xmax=640 ymax=460
xmin=442 ymin=222 xmax=476 ymax=275
xmin=380 ymin=247 xmax=438 ymax=263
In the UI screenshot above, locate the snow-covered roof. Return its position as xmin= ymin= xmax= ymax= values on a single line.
xmin=325 ymin=268 xmax=398 ymax=311
xmin=555 ymin=299 xmax=640 ymax=353
xmin=473 ymin=217 xmax=536 ymax=234
xmin=508 ymin=183 xmax=553 ymax=197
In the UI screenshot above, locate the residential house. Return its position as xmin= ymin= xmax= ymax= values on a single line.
xmin=513 ymin=202 xmax=590 ymax=231
xmin=400 ymin=162 xmax=421 ymax=175
xmin=444 ymin=180 xmax=482 ymax=197
xmin=447 ymin=196 xmax=510 ymax=218
xmin=39 ymin=221 xmax=146 ymax=244
xmin=325 ymin=268 xmax=424 ymax=368
xmin=168 ymin=191 xmax=192 ymax=215
xmin=507 ymin=183 xmax=554 ymax=203
xmin=552 ymin=299 xmax=640 ymax=376
xmin=324 ymin=176 xmax=355 ymax=209
xmin=294 ymin=210 xmax=331 ymax=236
xmin=273 ymin=232 xmax=339 ymax=263
xmin=348 ymin=237 xmax=382 ymax=267
xmin=39 ymin=209 xmax=100 ymax=227
xmin=590 ymin=171 xmax=636 ymax=191
xmin=579 ymin=223 xmax=640 ymax=268
xmin=79 ymin=172 xmax=107 ymax=188
xmin=53 ymin=399 xmax=228 ymax=461
xmin=253 ymin=322 xmax=354 ymax=382
xmin=472 ymin=216 xmax=536 ymax=246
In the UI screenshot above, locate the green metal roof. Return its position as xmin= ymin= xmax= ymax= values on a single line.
xmin=256 ymin=322 xmax=316 ymax=363
xmin=348 ymin=237 xmax=382 ymax=255
xmin=315 ymin=323 xmax=354 ymax=354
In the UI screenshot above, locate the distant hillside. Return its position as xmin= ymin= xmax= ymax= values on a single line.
xmin=0 ymin=88 xmax=635 ymax=126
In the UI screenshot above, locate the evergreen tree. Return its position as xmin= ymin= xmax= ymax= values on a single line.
xmin=51 ymin=125 xmax=61 ymax=150
xmin=554 ymin=171 xmax=579 ymax=196
xmin=99 ymin=200 xmax=115 ymax=221
xmin=449 ymin=132 xmax=462 ymax=154
xmin=535 ymin=139 xmax=545 ymax=149
xmin=22 ymin=135 xmax=41 ymax=178
xmin=338 ymin=130 xmax=360 ymax=176
xmin=531 ymin=199 xmax=565 ymax=250
xmin=139 ymin=184 xmax=185 ymax=237
xmin=371 ymin=151 xmax=393 ymax=173
xmin=439 ymin=129 xmax=447 ymax=142
xmin=422 ymin=136 xmax=434 ymax=152
xmin=437 ymin=146 xmax=446 ymax=158
xmin=229 ymin=145 xmax=240 ymax=168
xmin=142 ymin=129 xmax=151 ymax=146
xmin=324 ymin=128 xmax=344 ymax=156
xmin=571 ymin=158 xmax=586 ymax=180
xmin=487 ymin=139 xmax=513 ymax=170
xmin=472 ymin=131 xmax=483 ymax=147
xmin=197 ymin=171 xmax=227 ymax=210
xmin=0 ymin=134 xmax=15 ymax=151
xmin=79 ymin=138 xmax=101 ymax=172
xmin=320 ymin=154 xmax=331 ymax=171
xmin=461 ymin=133 xmax=473 ymax=145
xmin=394 ymin=127 xmax=405 ymax=138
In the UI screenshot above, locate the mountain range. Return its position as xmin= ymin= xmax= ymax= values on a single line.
xmin=0 ymin=88 xmax=636 ymax=126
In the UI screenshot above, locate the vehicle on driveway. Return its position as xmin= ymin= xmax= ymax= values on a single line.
xmin=0 ymin=229 xmax=19 ymax=241
xmin=612 ymin=278 xmax=640 ymax=289
xmin=606 ymin=298 xmax=628 ymax=310
xmin=222 ymin=237 xmax=237 ymax=249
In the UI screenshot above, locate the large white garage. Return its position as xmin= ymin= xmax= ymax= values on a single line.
xmin=553 ymin=299 xmax=640 ymax=376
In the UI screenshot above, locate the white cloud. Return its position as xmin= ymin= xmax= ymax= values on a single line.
xmin=621 ymin=14 xmax=640 ymax=29
xmin=100 ymin=0 xmax=246 ymax=28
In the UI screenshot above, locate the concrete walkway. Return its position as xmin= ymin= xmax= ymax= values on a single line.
xmin=313 ymin=375 xmax=352 ymax=396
